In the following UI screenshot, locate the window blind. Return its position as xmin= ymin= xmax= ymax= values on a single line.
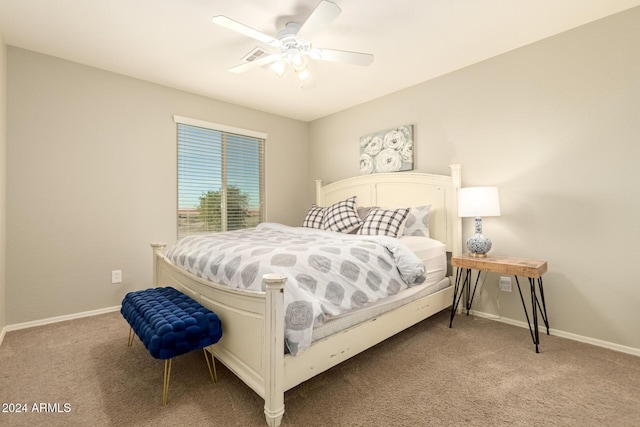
xmin=175 ymin=117 xmax=265 ymax=238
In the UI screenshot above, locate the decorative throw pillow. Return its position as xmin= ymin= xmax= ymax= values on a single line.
xmin=301 ymin=204 xmax=325 ymax=229
xmin=323 ymin=196 xmax=362 ymax=233
xmin=357 ymin=207 xmax=410 ymax=238
xmin=402 ymin=205 xmax=431 ymax=237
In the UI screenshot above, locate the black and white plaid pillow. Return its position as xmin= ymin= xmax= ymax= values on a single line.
xmin=301 ymin=204 xmax=325 ymax=229
xmin=323 ymin=196 xmax=362 ymax=233
xmin=357 ymin=207 xmax=410 ymax=238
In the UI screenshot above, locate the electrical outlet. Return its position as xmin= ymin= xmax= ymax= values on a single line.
xmin=499 ymin=276 xmax=512 ymax=292
xmin=111 ymin=270 xmax=122 ymax=284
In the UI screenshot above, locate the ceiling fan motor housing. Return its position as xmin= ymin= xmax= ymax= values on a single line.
xmin=277 ymin=22 xmax=311 ymax=52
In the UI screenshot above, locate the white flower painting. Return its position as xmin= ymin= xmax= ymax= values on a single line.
xmin=359 ymin=125 xmax=413 ymax=174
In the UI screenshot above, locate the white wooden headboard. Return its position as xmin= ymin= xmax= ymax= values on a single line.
xmin=316 ymin=165 xmax=462 ymax=255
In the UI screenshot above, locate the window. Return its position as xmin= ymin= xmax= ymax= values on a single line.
xmin=174 ymin=116 xmax=266 ymax=238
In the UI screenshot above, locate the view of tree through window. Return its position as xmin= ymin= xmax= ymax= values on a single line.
xmin=177 ymin=120 xmax=265 ymax=238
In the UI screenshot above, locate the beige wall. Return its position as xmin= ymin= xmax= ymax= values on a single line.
xmin=0 ymin=34 xmax=6 ymax=334
xmin=310 ymin=8 xmax=640 ymax=352
xmin=6 ymin=48 xmax=310 ymax=324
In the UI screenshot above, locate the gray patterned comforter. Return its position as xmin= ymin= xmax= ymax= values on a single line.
xmin=165 ymin=223 xmax=426 ymax=355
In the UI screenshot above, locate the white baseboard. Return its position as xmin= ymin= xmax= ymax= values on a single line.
xmin=3 ymin=306 xmax=638 ymax=358
xmin=469 ymin=309 xmax=640 ymax=357
xmin=5 ymin=306 xmax=121 ymax=333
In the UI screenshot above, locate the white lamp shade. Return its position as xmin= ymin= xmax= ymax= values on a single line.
xmin=458 ymin=187 xmax=501 ymax=218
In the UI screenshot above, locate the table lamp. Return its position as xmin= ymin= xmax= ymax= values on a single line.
xmin=458 ymin=187 xmax=501 ymax=257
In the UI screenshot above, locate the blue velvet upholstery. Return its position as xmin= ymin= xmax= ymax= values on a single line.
xmin=121 ymin=287 xmax=223 ymax=360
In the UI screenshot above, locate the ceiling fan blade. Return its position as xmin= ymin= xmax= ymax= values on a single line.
xmin=297 ymin=0 xmax=342 ymax=39
xmin=213 ymin=15 xmax=279 ymax=46
xmin=309 ymin=48 xmax=374 ymax=66
xmin=228 ymin=53 xmax=283 ymax=74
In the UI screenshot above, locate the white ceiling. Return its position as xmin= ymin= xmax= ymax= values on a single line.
xmin=1 ymin=0 xmax=639 ymax=122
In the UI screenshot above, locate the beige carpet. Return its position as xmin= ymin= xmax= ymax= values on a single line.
xmin=1 ymin=309 xmax=638 ymax=427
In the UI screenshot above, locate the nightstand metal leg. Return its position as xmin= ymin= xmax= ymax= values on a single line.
xmin=466 ymin=269 xmax=482 ymax=315
xmin=450 ymin=267 xmax=483 ymax=327
xmin=536 ymin=278 xmax=550 ymax=335
xmin=515 ymin=276 xmax=535 ymax=345
xmin=515 ymin=276 xmax=551 ymax=353
xmin=449 ymin=268 xmax=463 ymax=327
xmin=530 ymin=278 xmax=540 ymax=353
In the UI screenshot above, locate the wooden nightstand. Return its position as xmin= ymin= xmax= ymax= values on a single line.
xmin=449 ymin=254 xmax=549 ymax=353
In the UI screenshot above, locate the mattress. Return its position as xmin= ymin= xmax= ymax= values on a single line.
xmin=399 ymin=236 xmax=448 ymax=287
xmin=311 ymin=236 xmax=449 ymax=342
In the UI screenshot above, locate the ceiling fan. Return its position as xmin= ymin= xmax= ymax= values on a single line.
xmin=212 ymin=0 xmax=373 ymax=86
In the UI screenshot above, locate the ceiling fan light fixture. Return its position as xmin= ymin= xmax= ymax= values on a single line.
xmin=290 ymin=53 xmax=307 ymax=71
xmin=270 ymin=59 xmax=287 ymax=78
xmin=296 ymin=67 xmax=311 ymax=82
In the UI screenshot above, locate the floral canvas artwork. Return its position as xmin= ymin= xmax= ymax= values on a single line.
xmin=359 ymin=125 xmax=413 ymax=174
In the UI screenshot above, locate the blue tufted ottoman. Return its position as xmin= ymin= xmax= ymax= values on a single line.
xmin=120 ymin=287 xmax=223 ymax=405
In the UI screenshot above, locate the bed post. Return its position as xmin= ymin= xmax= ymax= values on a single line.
xmin=262 ymin=273 xmax=287 ymax=427
xmin=449 ymin=164 xmax=463 ymax=257
xmin=315 ymin=179 xmax=324 ymax=206
xmin=151 ymin=243 xmax=166 ymax=287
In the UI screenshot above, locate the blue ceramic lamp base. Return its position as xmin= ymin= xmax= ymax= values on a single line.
xmin=466 ymin=217 xmax=492 ymax=257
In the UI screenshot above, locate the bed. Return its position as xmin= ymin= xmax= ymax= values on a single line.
xmin=151 ymin=165 xmax=462 ymax=426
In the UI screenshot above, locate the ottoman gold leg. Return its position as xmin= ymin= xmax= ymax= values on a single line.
xmin=127 ymin=327 xmax=134 ymax=347
xmin=203 ymin=347 xmax=218 ymax=383
xmin=162 ymin=359 xmax=172 ymax=406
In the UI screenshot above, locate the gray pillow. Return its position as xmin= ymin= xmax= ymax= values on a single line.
xmin=402 ymin=205 xmax=431 ymax=237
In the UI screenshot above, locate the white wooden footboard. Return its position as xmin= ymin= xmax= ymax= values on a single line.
xmin=152 ymin=243 xmax=287 ymax=427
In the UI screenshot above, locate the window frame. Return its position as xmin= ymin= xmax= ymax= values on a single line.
xmin=174 ymin=115 xmax=267 ymax=237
